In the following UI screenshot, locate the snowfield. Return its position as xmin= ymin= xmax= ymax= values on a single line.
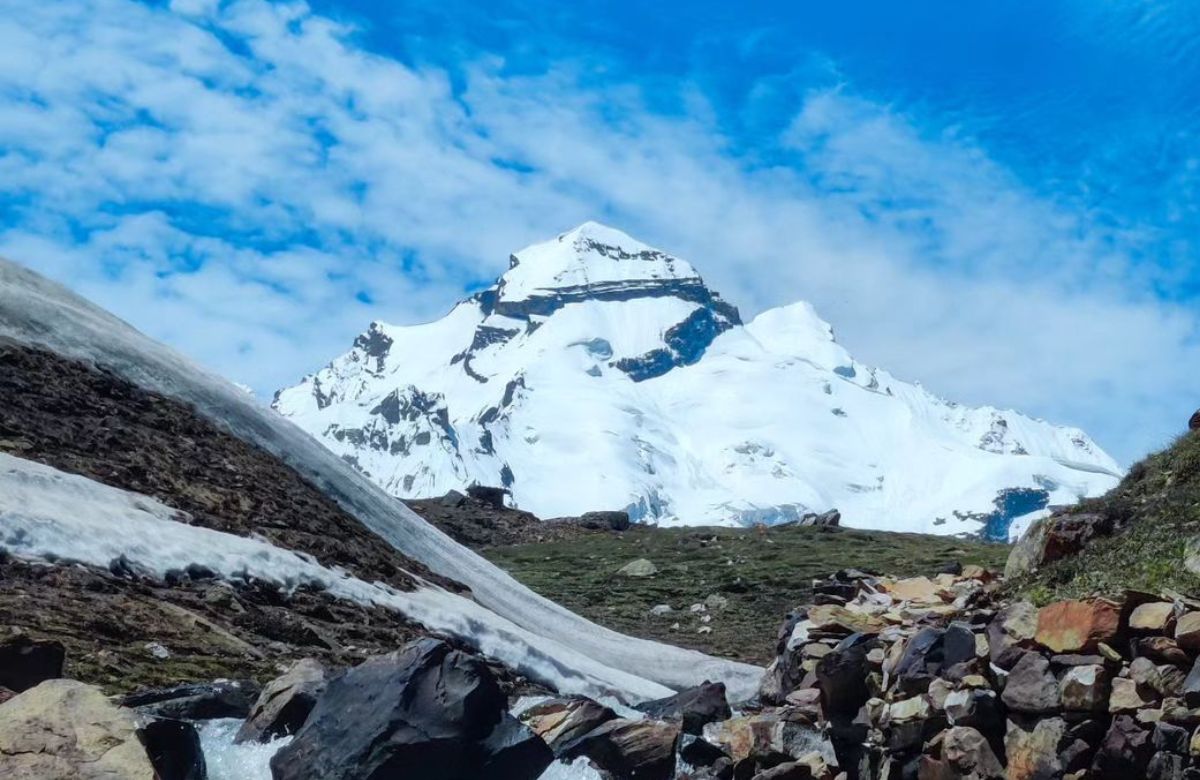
xmin=0 ymin=256 xmax=762 ymax=702
xmin=275 ymin=222 xmax=1122 ymax=537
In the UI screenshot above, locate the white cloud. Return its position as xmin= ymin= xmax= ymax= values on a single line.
xmin=0 ymin=0 xmax=1196 ymax=463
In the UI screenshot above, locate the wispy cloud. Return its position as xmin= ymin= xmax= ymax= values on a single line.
xmin=0 ymin=0 xmax=1196 ymax=464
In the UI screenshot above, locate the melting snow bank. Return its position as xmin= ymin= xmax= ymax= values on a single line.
xmin=0 ymin=258 xmax=761 ymax=700
xmin=0 ymin=452 xmax=672 ymax=702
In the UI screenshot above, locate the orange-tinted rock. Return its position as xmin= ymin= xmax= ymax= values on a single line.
xmin=1035 ymin=599 xmax=1121 ymax=653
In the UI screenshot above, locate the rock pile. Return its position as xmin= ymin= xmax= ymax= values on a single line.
xmin=745 ymin=566 xmax=1200 ymax=779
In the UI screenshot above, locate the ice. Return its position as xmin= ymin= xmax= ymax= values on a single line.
xmin=0 ymin=257 xmax=763 ymax=701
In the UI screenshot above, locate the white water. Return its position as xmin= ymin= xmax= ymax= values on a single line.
xmin=197 ymin=719 xmax=290 ymax=780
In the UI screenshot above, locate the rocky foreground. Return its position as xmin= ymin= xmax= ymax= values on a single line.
xmin=10 ymin=558 xmax=1200 ymax=779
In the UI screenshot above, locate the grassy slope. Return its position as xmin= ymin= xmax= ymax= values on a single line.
xmin=1018 ymin=429 xmax=1200 ymax=603
xmin=484 ymin=524 xmax=1008 ymax=664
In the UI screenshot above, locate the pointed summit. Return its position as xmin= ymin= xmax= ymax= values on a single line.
xmin=498 ymin=222 xmax=702 ymax=305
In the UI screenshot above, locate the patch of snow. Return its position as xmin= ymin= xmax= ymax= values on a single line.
xmin=0 ymin=257 xmax=762 ymax=701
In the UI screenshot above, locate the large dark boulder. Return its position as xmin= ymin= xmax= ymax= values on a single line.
xmin=578 ymin=511 xmax=632 ymax=532
xmin=1092 ymin=715 xmax=1154 ymax=779
xmin=269 ymin=638 xmax=552 ymax=780
xmin=634 ymin=680 xmax=730 ymax=735
xmin=122 ymin=680 xmax=260 ymax=721
xmin=816 ymin=633 xmax=877 ymax=720
xmin=466 ymin=485 xmax=508 ymax=509
xmin=1189 ymin=410 xmax=1200 ymax=431
xmin=0 ymin=634 xmax=64 ymax=693
xmin=139 ymin=718 xmax=207 ymax=780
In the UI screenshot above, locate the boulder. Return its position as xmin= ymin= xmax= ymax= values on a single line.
xmin=942 ymin=726 xmax=1004 ymax=779
xmin=1182 ymin=657 xmax=1200 ymax=705
xmin=886 ymin=577 xmax=940 ymax=604
xmin=618 ymin=558 xmax=658 ymax=577
xmin=1006 ymin=517 xmax=1050 ymax=578
xmin=1175 ymin=612 xmax=1200 ymax=651
xmin=270 ymin=639 xmax=552 ymax=780
xmin=566 ymin=718 xmax=679 ymax=780
xmin=1190 ymin=410 xmax=1200 ymax=431
xmin=1154 ymin=722 xmax=1190 ymax=754
xmin=578 ymin=511 xmax=631 ymax=531
xmin=0 ymin=634 xmax=64 ymax=693
xmin=701 ymin=709 xmax=837 ymax=767
xmin=1001 ymin=652 xmax=1061 ymax=714
xmin=139 ymin=718 xmax=206 ymax=780
xmin=1041 ymin=513 xmax=1113 ymax=565
xmin=1092 ymin=715 xmax=1153 ymax=778
xmin=985 ymin=601 xmax=1038 ymax=667
xmin=1005 ymin=716 xmax=1067 ymax=780
xmin=519 ymin=696 xmax=616 ymax=756
xmin=1131 ymin=603 xmax=1178 ymax=633
xmin=635 ymin=680 xmax=731 ymax=736
xmin=1035 ymin=599 xmax=1121 ymax=653
xmin=0 ymin=679 xmax=156 ymax=779
xmin=1110 ymin=677 xmax=1156 ymax=712
xmin=236 ymin=658 xmax=326 ymax=744
xmin=466 ymin=484 xmax=508 ymax=509
xmin=816 ymin=634 xmax=877 ymax=719
xmin=123 ymin=679 xmax=260 ymax=721
xmin=944 ymin=689 xmax=1002 ymax=732
xmin=1060 ymin=664 xmax=1110 ymax=711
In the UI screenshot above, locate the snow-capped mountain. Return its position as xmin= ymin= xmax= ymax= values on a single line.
xmin=274 ymin=222 xmax=1123 ymax=538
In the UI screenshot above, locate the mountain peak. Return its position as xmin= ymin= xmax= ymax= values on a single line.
xmin=498 ymin=222 xmax=702 ymax=304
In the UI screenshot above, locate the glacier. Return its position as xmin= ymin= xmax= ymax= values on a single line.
xmin=275 ymin=221 xmax=1122 ymax=537
xmin=0 ymin=256 xmax=761 ymax=702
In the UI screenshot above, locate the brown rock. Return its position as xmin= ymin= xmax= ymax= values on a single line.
xmin=1035 ymin=599 xmax=1120 ymax=653
xmin=701 ymin=710 xmax=836 ymax=766
xmin=236 ymin=658 xmax=327 ymax=744
xmin=1006 ymin=716 xmax=1067 ymax=780
xmin=1135 ymin=637 xmax=1190 ymax=667
xmin=1130 ymin=602 xmax=1177 ymax=633
xmin=1189 ymin=410 xmax=1200 ymax=431
xmin=519 ymin=697 xmax=616 ymax=756
xmin=1110 ymin=677 xmax=1156 ymax=713
xmin=570 ymin=718 xmax=680 ymax=780
xmin=1175 ymin=612 xmax=1200 ymax=651
xmin=1041 ymin=513 xmax=1113 ymax=565
xmin=1059 ymin=664 xmax=1110 ymax=711
xmin=885 ymin=577 xmax=941 ymax=604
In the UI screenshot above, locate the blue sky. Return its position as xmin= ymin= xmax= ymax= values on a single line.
xmin=1 ymin=0 xmax=1198 ymax=465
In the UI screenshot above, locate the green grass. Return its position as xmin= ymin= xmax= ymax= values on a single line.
xmin=484 ymin=524 xmax=1009 ymax=663
xmin=1016 ymin=430 xmax=1200 ymax=603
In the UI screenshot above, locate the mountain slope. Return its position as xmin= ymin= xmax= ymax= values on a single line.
xmin=1010 ymin=422 xmax=1200 ymax=601
xmin=0 ymin=257 xmax=760 ymax=703
xmin=275 ymin=222 xmax=1121 ymax=538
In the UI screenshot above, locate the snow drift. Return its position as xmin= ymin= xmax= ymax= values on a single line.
xmin=0 ymin=257 xmax=762 ymax=702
